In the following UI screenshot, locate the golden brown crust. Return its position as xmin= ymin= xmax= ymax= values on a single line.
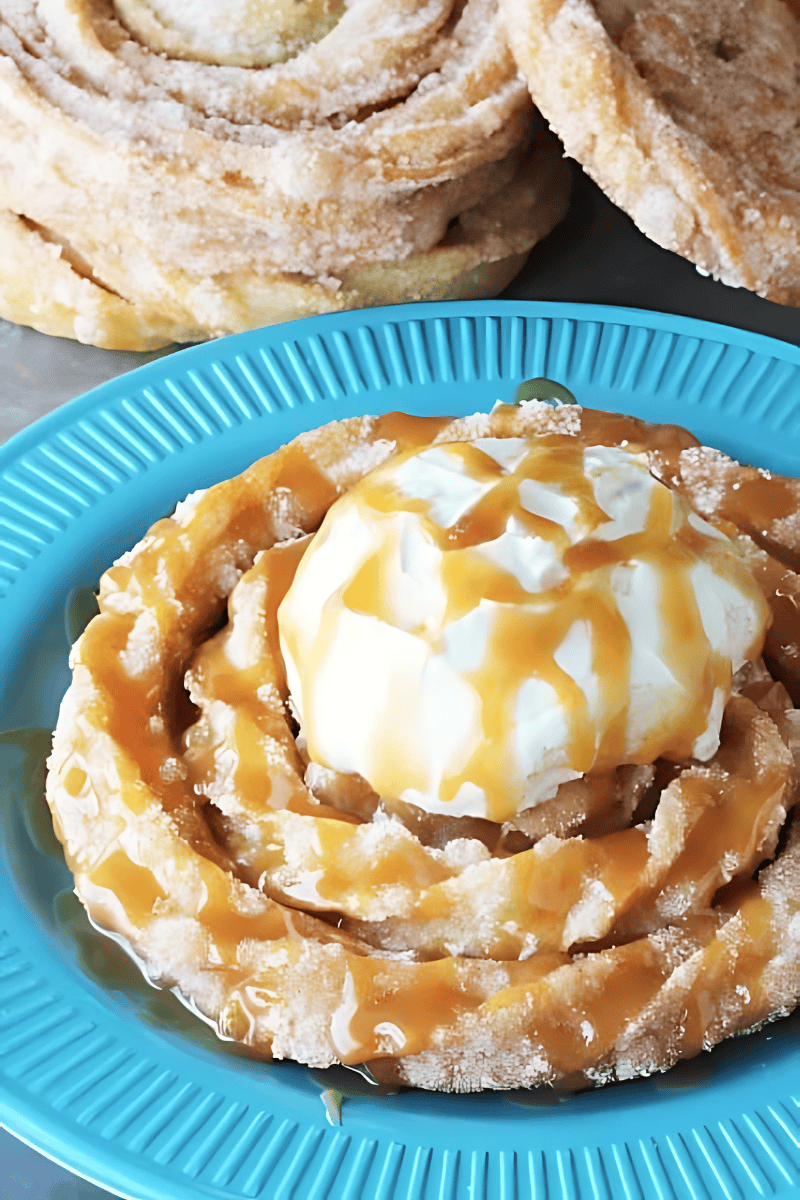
xmin=45 ymin=402 xmax=800 ymax=1089
xmin=499 ymin=0 xmax=800 ymax=304
xmin=0 ymin=0 xmax=569 ymax=349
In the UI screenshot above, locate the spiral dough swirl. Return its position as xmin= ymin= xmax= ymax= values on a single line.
xmin=0 ymin=0 xmax=569 ymax=348
xmin=47 ymin=401 xmax=800 ymax=1091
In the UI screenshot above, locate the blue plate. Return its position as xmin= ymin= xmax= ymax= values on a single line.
xmin=1 ymin=300 xmax=799 ymax=1200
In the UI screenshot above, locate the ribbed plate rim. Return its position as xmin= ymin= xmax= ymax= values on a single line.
xmin=0 ymin=300 xmax=798 ymax=1200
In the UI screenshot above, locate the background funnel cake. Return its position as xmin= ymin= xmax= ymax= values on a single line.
xmin=0 ymin=0 xmax=569 ymax=350
xmin=499 ymin=0 xmax=800 ymax=306
xmin=46 ymin=398 xmax=800 ymax=1092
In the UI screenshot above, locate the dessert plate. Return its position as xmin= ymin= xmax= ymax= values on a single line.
xmin=1 ymin=300 xmax=799 ymax=1200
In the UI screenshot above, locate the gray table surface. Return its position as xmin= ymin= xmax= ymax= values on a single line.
xmin=1 ymin=162 xmax=798 ymax=1200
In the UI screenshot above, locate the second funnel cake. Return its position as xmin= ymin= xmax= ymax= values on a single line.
xmin=0 ymin=0 xmax=569 ymax=349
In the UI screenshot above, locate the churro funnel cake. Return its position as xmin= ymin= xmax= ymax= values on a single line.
xmin=0 ymin=0 xmax=569 ymax=349
xmin=46 ymin=400 xmax=800 ymax=1091
xmin=499 ymin=0 xmax=800 ymax=305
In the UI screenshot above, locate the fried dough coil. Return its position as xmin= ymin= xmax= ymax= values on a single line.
xmin=500 ymin=0 xmax=800 ymax=306
xmin=0 ymin=0 xmax=569 ymax=349
xmin=46 ymin=402 xmax=800 ymax=1090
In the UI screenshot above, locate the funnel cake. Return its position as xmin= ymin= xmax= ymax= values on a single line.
xmin=499 ymin=0 xmax=800 ymax=306
xmin=0 ymin=0 xmax=569 ymax=350
xmin=46 ymin=402 xmax=800 ymax=1091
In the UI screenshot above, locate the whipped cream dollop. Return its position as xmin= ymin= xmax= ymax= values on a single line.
xmin=277 ymin=434 xmax=769 ymax=823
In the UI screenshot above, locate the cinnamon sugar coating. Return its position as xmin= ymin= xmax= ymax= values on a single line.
xmin=46 ymin=402 xmax=800 ymax=1090
xmin=500 ymin=0 xmax=800 ymax=305
xmin=0 ymin=0 xmax=569 ymax=348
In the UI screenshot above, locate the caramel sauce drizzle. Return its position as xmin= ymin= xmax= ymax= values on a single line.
xmin=49 ymin=407 xmax=798 ymax=1076
xmin=293 ymin=434 xmax=767 ymax=821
